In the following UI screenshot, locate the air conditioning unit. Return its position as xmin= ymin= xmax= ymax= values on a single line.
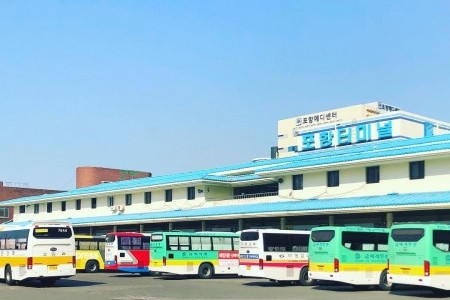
xmin=110 ymin=205 xmax=117 ymax=211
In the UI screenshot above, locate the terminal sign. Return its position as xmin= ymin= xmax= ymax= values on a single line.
xmin=300 ymin=121 xmax=393 ymax=151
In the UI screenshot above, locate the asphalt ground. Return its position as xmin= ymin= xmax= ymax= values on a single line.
xmin=0 ymin=272 xmax=448 ymax=300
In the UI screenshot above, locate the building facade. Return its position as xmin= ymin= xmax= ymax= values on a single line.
xmin=0 ymin=181 xmax=63 ymax=223
xmin=76 ymin=166 xmax=151 ymax=188
xmin=1 ymin=103 xmax=449 ymax=234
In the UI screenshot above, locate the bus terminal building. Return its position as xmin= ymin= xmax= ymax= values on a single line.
xmin=2 ymin=102 xmax=450 ymax=234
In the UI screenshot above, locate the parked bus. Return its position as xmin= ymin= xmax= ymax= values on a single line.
xmin=388 ymin=223 xmax=450 ymax=292
xmin=309 ymin=226 xmax=390 ymax=290
xmin=238 ymin=229 xmax=313 ymax=286
xmin=0 ymin=221 xmax=76 ymax=286
xmin=150 ymin=231 xmax=239 ymax=279
xmin=104 ymin=232 xmax=151 ymax=274
xmin=75 ymin=235 xmax=105 ymax=273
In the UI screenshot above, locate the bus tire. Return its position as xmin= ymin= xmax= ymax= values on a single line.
xmin=85 ymin=260 xmax=99 ymax=273
xmin=5 ymin=265 xmax=15 ymax=286
xmin=299 ymin=267 xmax=315 ymax=286
xmin=378 ymin=269 xmax=392 ymax=291
xmin=198 ymin=263 xmax=214 ymax=279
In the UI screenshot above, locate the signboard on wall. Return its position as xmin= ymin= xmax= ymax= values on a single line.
xmin=294 ymin=120 xmax=393 ymax=152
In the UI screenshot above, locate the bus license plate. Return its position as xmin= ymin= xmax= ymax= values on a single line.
xmin=246 ymin=266 xmax=251 ymax=270
xmin=48 ymin=265 xmax=58 ymax=271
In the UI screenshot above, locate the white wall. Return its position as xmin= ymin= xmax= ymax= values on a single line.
xmin=12 ymin=156 xmax=450 ymax=223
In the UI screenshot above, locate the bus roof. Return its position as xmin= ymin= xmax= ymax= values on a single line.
xmin=151 ymin=231 xmax=239 ymax=237
xmin=106 ymin=232 xmax=149 ymax=237
xmin=310 ymin=226 xmax=389 ymax=233
xmin=391 ymin=223 xmax=450 ymax=230
xmin=0 ymin=221 xmax=72 ymax=231
xmin=240 ymin=228 xmax=310 ymax=234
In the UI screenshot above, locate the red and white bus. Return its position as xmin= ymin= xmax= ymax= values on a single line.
xmin=104 ymin=232 xmax=151 ymax=275
xmin=239 ymin=229 xmax=313 ymax=286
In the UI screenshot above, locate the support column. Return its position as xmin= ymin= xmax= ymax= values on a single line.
xmin=168 ymin=222 xmax=173 ymax=231
xmin=386 ymin=212 xmax=394 ymax=228
xmin=113 ymin=225 xmax=118 ymax=232
xmin=238 ymin=219 xmax=243 ymax=232
xmin=280 ymin=217 xmax=286 ymax=230
xmin=201 ymin=221 xmax=206 ymax=232
xmin=139 ymin=224 xmax=144 ymax=233
xmin=329 ymin=215 xmax=335 ymax=226
xmin=89 ymin=227 xmax=93 ymax=236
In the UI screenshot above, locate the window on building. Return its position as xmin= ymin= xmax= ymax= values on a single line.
xmin=292 ymin=174 xmax=303 ymax=190
xmin=47 ymin=202 xmax=52 ymax=213
xmin=366 ymin=166 xmax=380 ymax=184
xmin=410 ymin=161 xmax=425 ymax=180
xmin=187 ymin=187 xmax=195 ymax=200
xmin=76 ymin=199 xmax=81 ymax=210
xmin=165 ymin=189 xmax=173 ymax=202
xmin=125 ymin=194 xmax=132 ymax=206
xmin=0 ymin=207 xmax=9 ymax=218
xmin=107 ymin=196 xmax=114 ymax=207
xmin=327 ymin=170 xmax=339 ymax=187
xmin=91 ymin=197 xmax=97 ymax=209
xmin=61 ymin=201 xmax=66 ymax=212
xmin=144 ymin=192 xmax=151 ymax=204
xmin=34 ymin=204 xmax=39 ymax=214
xmin=19 ymin=205 xmax=25 ymax=213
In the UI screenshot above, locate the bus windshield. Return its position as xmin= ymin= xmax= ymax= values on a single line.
xmin=311 ymin=230 xmax=335 ymax=242
xmin=105 ymin=234 xmax=116 ymax=243
xmin=240 ymin=231 xmax=259 ymax=241
xmin=33 ymin=227 xmax=72 ymax=239
xmin=391 ymin=228 xmax=424 ymax=242
xmin=118 ymin=236 xmax=150 ymax=250
xmin=151 ymin=234 xmax=163 ymax=242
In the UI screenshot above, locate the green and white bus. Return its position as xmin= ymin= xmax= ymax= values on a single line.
xmin=308 ymin=226 xmax=390 ymax=290
xmin=388 ymin=223 xmax=450 ymax=291
xmin=150 ymin=231 xmax=240 ymax=279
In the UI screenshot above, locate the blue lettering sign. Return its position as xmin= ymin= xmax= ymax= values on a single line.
xmin=355 ymin=124 xmax=372 ymax=143
xmin=302 ymin=133 xmax=315 ymax=151
xmin=377 ymin=121 xmax=392 ymax=139
xmin=319 ymin=131 xmax=333 ymax=148
xmin=424 ymin=122 xmax=434 ymax=137
xmin=337 ymin=127 xmax=352 ymax=145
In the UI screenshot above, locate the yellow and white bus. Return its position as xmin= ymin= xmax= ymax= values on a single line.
xmin=75 ymin=235 xmax=105 ymax=273
xmin=0 ymin=221 xmax=76 ymax=286
xmin=388 ymin=223 xmax=450 ymax=292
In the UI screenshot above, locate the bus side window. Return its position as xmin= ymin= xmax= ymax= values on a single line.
xmin=201 ymin=237 xmax=212 ymax=251
xmin=350 ymin=243 xmax=362 ymax=251
xmin=0 ymin=238 xmax=5 ymax=250
xmin=435 ymin=243 xmax=449 ymax=251
xmin=79 ymin=241 xmax=90 ymax=250
xmin=433 ymin=230 xmax=450 ymax=252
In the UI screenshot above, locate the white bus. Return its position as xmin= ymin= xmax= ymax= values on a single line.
xmin=0 ymin=221 xmax=76 ymax=286
xmin=238 ymin=229 xmax=313 ymax=286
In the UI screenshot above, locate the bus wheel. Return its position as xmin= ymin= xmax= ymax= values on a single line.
xmin=378 ymin=269 xmax=392 ymax=291
xmin=85 ymin=260 xmax=99 ymax=273
xmin=299 ymin=267 xmax=315 ymax=286
xmin=198 ymin=263 xmax=214 ymax=279
xmin=5 ymin=265 xmax=16 ymax=286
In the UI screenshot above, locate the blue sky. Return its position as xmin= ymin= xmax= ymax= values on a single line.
xmin=1 ymin=1 xmax=449 ymax=190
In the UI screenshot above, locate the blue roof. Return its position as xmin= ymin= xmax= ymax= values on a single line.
xmin=35 ymin=190 xmax=450 ymax=226
xmin=1 ymin=133 xmax=449 ymax=205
